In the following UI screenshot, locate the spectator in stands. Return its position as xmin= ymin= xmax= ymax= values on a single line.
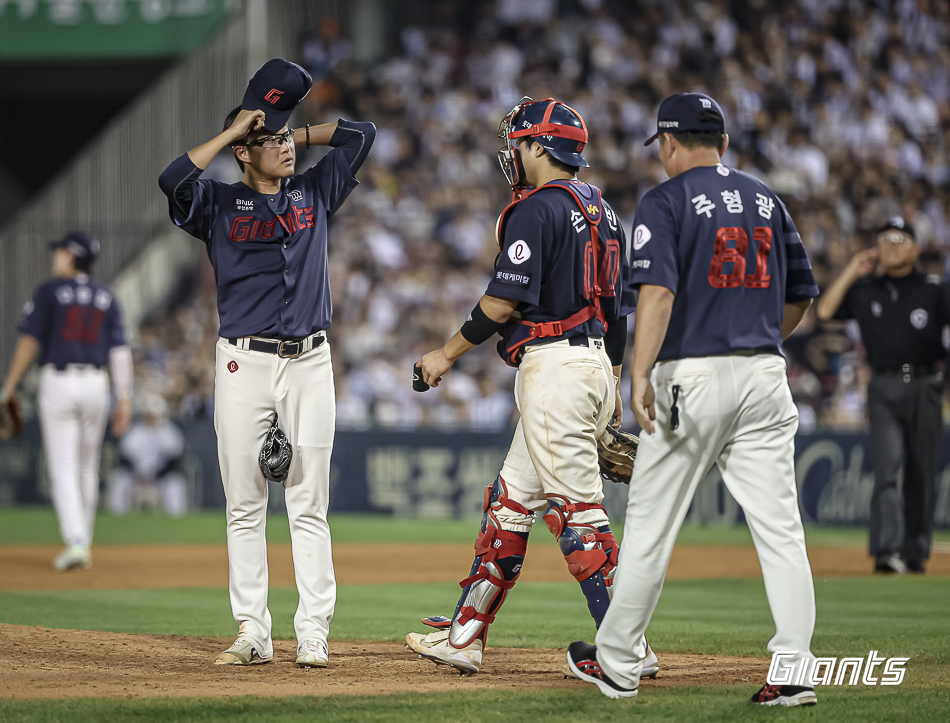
xmin=107 ymin=395 xmax=187 ymax=517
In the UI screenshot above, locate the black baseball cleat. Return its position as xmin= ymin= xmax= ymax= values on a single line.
xmin=751 ymin=684 xmax=818 ymax=707
xmin=566 ymin=641 xmax=638 ymax=699
xmin=874 ymin=553 xmax=907 ymax=575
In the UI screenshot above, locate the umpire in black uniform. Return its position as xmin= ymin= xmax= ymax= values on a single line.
xmin=817 ymin=216 xmax=949 ymax=574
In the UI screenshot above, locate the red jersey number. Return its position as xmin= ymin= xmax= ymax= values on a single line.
xmin=707 ymin=226 xmax=773 ymax=289
xmin=61 ymin=305 xmax=105 ymax=343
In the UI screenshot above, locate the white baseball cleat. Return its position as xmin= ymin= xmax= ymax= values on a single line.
xmin=53 ymin=544 xmax=91 ymax=572
xmin=296 ymin=638 xmax=329 ymax=668
xmin=215 ymin=636 xmax=273 ymax=665
xmin=406 ymin=629 xmax=482 ymax=675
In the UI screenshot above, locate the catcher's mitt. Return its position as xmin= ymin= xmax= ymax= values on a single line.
xmin=597 ymin=425 xmax=639 ymax=485
xmin=259 ymin=413 xmax=292 ymax=485
xmin=0 ymin=394 xmax=23 ymax=440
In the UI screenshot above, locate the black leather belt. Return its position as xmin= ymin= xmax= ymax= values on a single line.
xmin=226 ymin=332 xmax=325 ymax=359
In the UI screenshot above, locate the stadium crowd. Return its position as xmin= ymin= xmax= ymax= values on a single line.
xmin=136 ymin=0 xmax=950 ymax=433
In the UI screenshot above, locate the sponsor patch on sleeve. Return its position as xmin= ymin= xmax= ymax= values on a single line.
xmin=633 ymin=224 xmax=652 ymax=250
xmin=494 ymin=270 xmax=532 ymax=288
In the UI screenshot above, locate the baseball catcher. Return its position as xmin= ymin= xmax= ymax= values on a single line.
xmin=405 ymin=97 xmax=658 ymax=678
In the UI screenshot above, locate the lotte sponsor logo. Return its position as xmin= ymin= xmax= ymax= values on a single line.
xmin=227 ymin=361 xmax=239 ymax=373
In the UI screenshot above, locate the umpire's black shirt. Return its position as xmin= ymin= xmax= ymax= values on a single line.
xmin=834 ymin=270 xmax=950 ymax=372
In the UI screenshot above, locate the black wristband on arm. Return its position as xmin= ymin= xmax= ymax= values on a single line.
xmin=460 ymin=303 xmax=505 ymax=345
xmin=604 ymin=317 xmax=627 ymax=366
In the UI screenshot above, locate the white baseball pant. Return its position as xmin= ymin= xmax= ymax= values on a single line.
xmin=495 ymin=338 xmax=615 ymax=528
xmin=38 ymin=365 xmax=110 ymax=548
xmin=596 ymin=354 xmax=816 ymax=688
xmin=214 ymin=336 xmax=336 ymax=653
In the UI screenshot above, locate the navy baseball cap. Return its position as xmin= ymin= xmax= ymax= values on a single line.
xmin=644 ymin=92 xmax=726 ymax=146
xmin=878 ymin=215 xmax=916 ymax=241
xmin=49 ymin=231 xmax=100 ymax=260
xmin=241 ymin=58 xmax=313 ymax=132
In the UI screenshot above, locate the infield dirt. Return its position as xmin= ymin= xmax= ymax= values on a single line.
xmin=1 ymin=541 xmax=945 ymax=699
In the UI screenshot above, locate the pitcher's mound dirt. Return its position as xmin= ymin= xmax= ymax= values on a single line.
xmin=0 ymin=624 xmax=770 ymax=700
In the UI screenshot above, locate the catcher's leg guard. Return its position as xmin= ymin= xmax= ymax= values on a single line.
xmin=445 ymin=475 xmax=534 ymax=648
xmin=543 ymin=495 xmax=617 ymax=627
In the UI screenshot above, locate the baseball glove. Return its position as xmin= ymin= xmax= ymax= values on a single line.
xmin=597 ymin=425 xmax=639 ymax=485
xmin=259 ymin=413 xmax=292 ymax=485
xmin=0 ymin=394 xmax=23 ymax=440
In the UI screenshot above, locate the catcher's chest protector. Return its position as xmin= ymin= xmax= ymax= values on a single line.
xmin=496 ymin=180 xmax=619 ymax=367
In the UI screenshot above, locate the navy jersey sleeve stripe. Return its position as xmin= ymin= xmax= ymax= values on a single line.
xmin=158 ymin=154 xmax=214 ymax=241
xmin=328 ymin=120 xmax=377 ymax=175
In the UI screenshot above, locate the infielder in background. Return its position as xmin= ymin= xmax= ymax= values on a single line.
xmin=406 ymin=97 xmax=658 ymax=677
xmin=817 ymin=217 xmax=949 ymax=575
xmin=158 ymin=58 xmax=375 ymax=668
xmin=566 ymin=93 xmax=820 ymax=707
xmin=1 ymin=231 xmax=132 ymax=571
xmin=107 ymin=395 xmax=188 ymax=517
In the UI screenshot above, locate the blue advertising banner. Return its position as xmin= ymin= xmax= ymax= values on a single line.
xmin=1 ymin=422 xmax=949 ymax=528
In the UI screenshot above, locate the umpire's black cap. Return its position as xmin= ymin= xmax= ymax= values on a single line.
xmin=241 ymin=58 xmax=313 ymax=133
xmin=48 ymin=231 xmax=100 ymax=260
xmin=644 ymin=92 xmax=726 ymax=146
xmin=877 ymin=215 xmax=916 ymax=241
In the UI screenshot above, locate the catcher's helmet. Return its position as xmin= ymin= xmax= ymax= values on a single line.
xmin=497 ymin=96 xmax=589 ymax=189
xmin=259 ymin=413 xmax=293 ymax=485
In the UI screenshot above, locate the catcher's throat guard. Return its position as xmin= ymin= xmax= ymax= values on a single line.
xmin=259 ymin=413 xmax=292 ymax=485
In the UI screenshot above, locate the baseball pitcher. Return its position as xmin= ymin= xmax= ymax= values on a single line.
xmin=158 ymin=58 xmax=375 ymax=668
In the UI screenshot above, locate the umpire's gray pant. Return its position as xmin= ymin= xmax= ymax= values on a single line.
xmin=867 ymin=373 xmax=943 ymax=564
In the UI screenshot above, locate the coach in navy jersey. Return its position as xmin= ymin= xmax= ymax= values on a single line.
xmin=159 ymin=58 xmax=375 ymax=669
xmin=2 ymin=231 xmax=132 ymax=572
xmin=566 ymin=93 xmax=821 ymax=707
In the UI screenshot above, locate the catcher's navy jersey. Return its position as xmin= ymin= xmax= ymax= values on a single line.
xmin=158 ymin=119 xmax=375 ymax=339
xmin=487 ymin=181 xmax=635 ymax=343
xmin=629 ymin=165 xmax=818 ymax=360
xmin=18 ymin=275 xmax=127 ymax=368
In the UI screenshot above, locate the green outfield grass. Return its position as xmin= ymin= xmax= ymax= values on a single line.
xmin=3 ymin=507 xmax=948 ymax=547
xmin=1 ymin=509 xmax=948 ymax=721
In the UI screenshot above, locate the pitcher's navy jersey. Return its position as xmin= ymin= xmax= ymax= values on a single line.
xmin=487 ymin=181 xmax=635 ymax=343
xmin=628 ymin=165 xmax=818 ymax=360
xmin=158 ymin=119 xmax=375 ymax=340
xmin=18 ymin=275 xmax=127 ymax=369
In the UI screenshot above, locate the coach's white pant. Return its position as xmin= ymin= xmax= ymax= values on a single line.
xmin=497 ymin=338 xmax=614 ymax=525
xmin=596 ymin=354 xmax=816 ymax=688
xmin=214 ymin=338 xmax=335 ymax=649
xmin=38 ymin=366 xmax=110 ymax=548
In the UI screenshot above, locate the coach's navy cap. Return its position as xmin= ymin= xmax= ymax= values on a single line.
xmin=644 ymin=92 xmax=726 ymax=146
xmin=878 ymin=215 xmax=916 ymax=241
xmin=49 ymin=231 xmax=100 ymax=260
xmin=241 ymin=58 xmax=313 ymax=132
